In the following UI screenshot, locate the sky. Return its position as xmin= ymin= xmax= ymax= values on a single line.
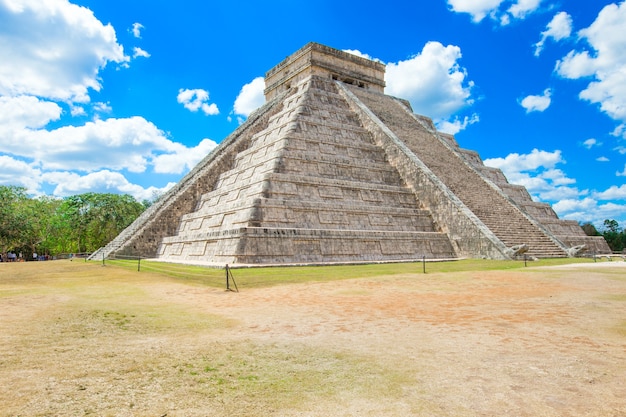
xmin=1 ymin=0 xmax=625 ymax=229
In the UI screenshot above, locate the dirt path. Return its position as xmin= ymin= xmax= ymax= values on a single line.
xmin=1 ymin=261 xmax=625 ymax=416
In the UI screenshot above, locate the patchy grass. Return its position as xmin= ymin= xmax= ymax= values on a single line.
xmin=1 ymin=258 xmax=623 ymax=416
xmin=99 ymin=257 xmax=596 ymax=289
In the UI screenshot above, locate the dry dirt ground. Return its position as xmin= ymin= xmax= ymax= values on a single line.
xmin=1 ymin=260 xmax=625 ymax=416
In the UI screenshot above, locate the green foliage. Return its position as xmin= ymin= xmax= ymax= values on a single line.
xmin=601 ymin=219 xmax=626 ymax=253
xmin=0 ymin=186 xmax=146 ymax=256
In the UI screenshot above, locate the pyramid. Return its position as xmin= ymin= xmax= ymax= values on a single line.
xmin=91 ymin=42 xmax=610 ymax=265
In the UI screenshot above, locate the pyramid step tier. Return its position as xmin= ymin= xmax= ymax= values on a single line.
xmin=177 ymin=197 xmax=437 ymax=234
xmin=158 ymin=227 xmax=456 ymax=264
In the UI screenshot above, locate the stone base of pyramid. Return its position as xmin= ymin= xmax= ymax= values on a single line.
xmin=157 ymin=227 xmax=457 ymax=265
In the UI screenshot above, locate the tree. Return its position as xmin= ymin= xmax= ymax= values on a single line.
xmin=0 ymin=186 xmax=31 ymax=254
xmin=55 ymin=193 xmax=145 ymax=253
xmin=1 ymin=187 xmax=146 ymax=257
xmin=601 ymin=219 xmax=625 ymax=253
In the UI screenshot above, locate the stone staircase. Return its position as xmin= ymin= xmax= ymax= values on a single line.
xmin=457 ymin=143 xmax=611 ymax=255
xmin=346 ymin=85 xmax=568 ymax=258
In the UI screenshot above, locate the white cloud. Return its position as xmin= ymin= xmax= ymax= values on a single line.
xmin=70 ymin=105 xmax=86 ymax=117
xmin=131 ymin=22 xmax=144 ymax=39
xmin=0 ymin=95 xmax=62 ymax=129
xmin=0 ymin=113 xmax=216 ymax=197
xmin=534 ymin=11 xmax=573 ymax=56
xmin=0 ymin=116 xmax=165 ymax=172
xmin=152 ymin=138 xmax=218 ymax=174
xmin=385 ymin=42 xmax=474 ymax=121
xmin=507 ymin=0 xmax=541 ymax=19
xmin=436 ymin=113 xmax=480 ymax=134
xmin=133 ymin=47 xmax=151 ymax=59
xmin=0 ymin=0 xmax=128 ymax=103
xmin=595 ymin=184 xmax=626 ymax=200
xmin=552 ymin=197 xmax=625 ymax=225
xmin=233 ymin=77 xmax=266 ymax=117
xmin=447 ymin=0 xmax=504 ymax=22
xmin=582 ymin=138 xmax=599 ymax=149
xmin=177 ymin=89 xmax=219 ymax=115
xmin=519 ymin=88 xmax=551 ymax=113
xmin=617 ymin=165 xmax=626 ymax=177
xmin=483 ymin=149 xmax=581 ymax=201
xmin=46 ymin=169 xmax=175 ymax=201
xmin=596 ymin=156 xmax=609 ymax=162
xmin=93 ymin=102 xmax=112 ymax=114
xmin=0 ymin=155 xmax=42 ymax=191
xmin=485 ymin=148 xmax=562 ymax=172
xmin=556 ymin=2 xmax=626 ymax=124
xmin=447 ymin=0 xmax=542 ymax=24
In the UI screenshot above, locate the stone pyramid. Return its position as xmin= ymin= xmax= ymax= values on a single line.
xmin=92 ymin=42 xmax=610 ymax=265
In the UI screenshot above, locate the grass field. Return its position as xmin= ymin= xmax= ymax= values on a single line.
xmin=1 ymin=258 xmax=625 ymax=416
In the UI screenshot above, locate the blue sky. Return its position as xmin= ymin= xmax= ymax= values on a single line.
xmin=1 ymin=0 xmax=625 ymax=228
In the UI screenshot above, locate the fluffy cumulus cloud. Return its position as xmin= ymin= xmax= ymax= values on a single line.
xmin=534 ymin=11 xmax=573 ymax=56
xmin=0 ymin=115 xmax=217 ymax=198
xmin=0 ymin=0 xmax=128 ymax=102
xmin=447 ymin=0 xmax=542 ymax=24
xmin=385 ymin=42 xmax=475 ymax=122
xmin=552 ymin=197 xmax=625 ymax=225
xmin=0 ymin=95 xmax=62 ymax=129
xmin=556 ymin=2 xmax=626 ymax=135
xmin=519 ymin=88 xmax=552 ymax=113
xmin=152 ymin=138 xmax=218 ymax=174
xmin=0 ymin=115 xmax=218 ymax=175
xmin=0 ymin=155 xmax=42 ymax=191
xmin=233 ymin=77 xmax=266 ymax=118
xmin=177 ymin=88 xmax=219 ymax=115
xmin=447 ymin=0 xmax=504 ymax=22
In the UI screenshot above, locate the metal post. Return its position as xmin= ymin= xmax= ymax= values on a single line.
xmin=524 ymin=254 xmax=527 ymax=267
xmin=423 ymin=255 xmax=426 ymax=274
xmin=225 ymin=264 xmax=230 ymax=291
xmin=137 ymin=256 xmax=141 ymax=272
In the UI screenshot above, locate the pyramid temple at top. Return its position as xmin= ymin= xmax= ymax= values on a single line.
xmin=92 ymin=42 xmax=610 ymax=265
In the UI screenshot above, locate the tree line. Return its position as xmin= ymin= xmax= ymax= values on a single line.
xmin=1 ymin=184 xmax=625 ymax=260
xmin=1 ymin=185 xmax=148 ymax=259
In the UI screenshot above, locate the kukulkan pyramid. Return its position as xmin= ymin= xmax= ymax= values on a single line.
xmin=91 ymin=42 xmax=610 ymax=265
